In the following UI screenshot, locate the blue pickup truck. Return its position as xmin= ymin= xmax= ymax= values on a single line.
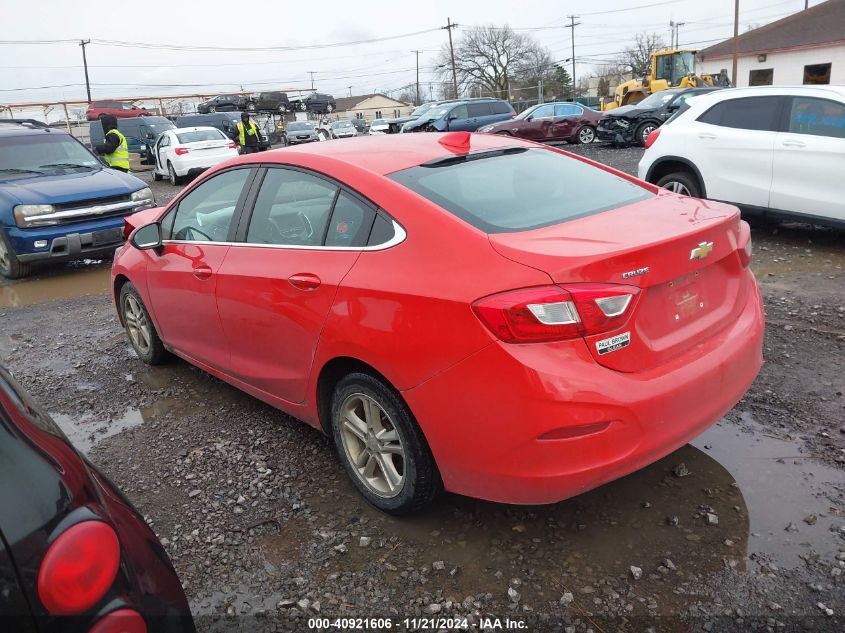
xmin=0 ymin=121 xmax=155 ymax=279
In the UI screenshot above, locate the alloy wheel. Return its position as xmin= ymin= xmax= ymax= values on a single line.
xmin=579 ymin=127 xmax=595 ymax=144
xmin=123 ymin=295 xmax=152 ymax=355
xmin=640 ymin=124 xmax=656 ymax=144
xmin=663 ymin=180 xmax=691 ymax=195
xmin=338 ymin=393 xmax=405 ymax=498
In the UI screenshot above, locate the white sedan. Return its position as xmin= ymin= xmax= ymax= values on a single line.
xmin=368 ymin=119 xmax=389 ymax=135
xmin=638 ymin=85 xmax=845 ymax=227
xmin=151 ymin=126 xmax=239 ymax=185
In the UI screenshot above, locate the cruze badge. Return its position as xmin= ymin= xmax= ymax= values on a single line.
xmin=689 ymin=241 xmax=714 ymax=260
xmin=622 ymin=266 xmax=650 ymax=279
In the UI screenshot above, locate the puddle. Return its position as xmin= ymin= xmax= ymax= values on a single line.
xmin=52 ymin=405 xmax=150 ymax=455
xmin=0 ymin=265 xmax=110 ymax=308
xmin=693 ymin=416 xmax=845 ymax=565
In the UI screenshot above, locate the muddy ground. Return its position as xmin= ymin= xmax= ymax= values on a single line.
xmin=1 ymin=144 xmax=843 ymax=633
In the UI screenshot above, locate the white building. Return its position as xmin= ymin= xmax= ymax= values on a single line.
xmin=698 ymin=0 xmax=845 ymax=88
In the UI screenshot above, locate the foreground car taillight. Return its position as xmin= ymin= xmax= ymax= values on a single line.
xmin=644 ymin=128 xmax=661 ymax=148
xmin=174 ymin=147 xmax=189 ymax=155
xmin=738 ymin=220 xmax=752 ymax=267
xmin=37 ymin=521 xmax=121 ymax=615
xmin=228 ymin=141 xmax=237 ymax=149
xmin=88 ymin=609 xmax=147 ymax=633
xmin=472 ymin=284 xmax=639 ymax=343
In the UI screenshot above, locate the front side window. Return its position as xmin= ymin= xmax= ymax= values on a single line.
xmin=246 ymin=169 xmax=338 ymax=246
xmin=491 ymin=101 xmax=512 ymax=115
xmin=554 ymin=104 xmax=582 ymax=117
xmin=697 ymin=96 xmax=782 ymax=132
xmin=389 ymin=147 xmax=651 ymax=234
xmin=787 ymin=97 xmax=845 ymax=139
xmin=450 ymin=105 xmax=469 ymax=120
xmin=167 ymin=168 xmax=252 ymax=242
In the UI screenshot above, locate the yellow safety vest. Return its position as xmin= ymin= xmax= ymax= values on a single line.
xmin=236 ymin=120 xmax=260 ymax=146
xmin=104 ymin=129 xmax=130 ymax=170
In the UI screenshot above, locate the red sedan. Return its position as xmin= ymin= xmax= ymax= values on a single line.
xmin=478 ymin=102 xmax=604 ymax=144
xmin=112 ymin=132 xmax=764 ymax=514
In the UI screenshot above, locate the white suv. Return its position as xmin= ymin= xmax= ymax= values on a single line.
xmin=638 ymin=85 xmax=845 ymax=227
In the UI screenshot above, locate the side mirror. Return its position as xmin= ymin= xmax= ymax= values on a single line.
xmin=667 ymin=104 xmax=680 ymax=112
xmin=131 ymin=223 xmax=162 ymax=251
xmin=525 ymin=115 xmax=534 ymax=122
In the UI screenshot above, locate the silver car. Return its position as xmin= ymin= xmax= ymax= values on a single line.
xmin=330 ymin=120 xmax=358 ymax=139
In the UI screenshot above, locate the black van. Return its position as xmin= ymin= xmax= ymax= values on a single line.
xmin=174 ymin=112 xmax=271 ymax=150
xmin=88 ymin=115 xmax=175 ymax=155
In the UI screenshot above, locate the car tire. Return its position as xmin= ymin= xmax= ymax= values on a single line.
xmin=153 ymin=170 xmax=163 ymax=181
xmin=656 ymin=171 xmax=701 ymax=197
xmin=279 ymin=104 xmax=287 ymax=113
xmin=119 ymin=283 xmax=170 ymax=365
xmin=575 ymin=125 xmax=596 ymax=144
xmin=299 ymin=102 xmax=307 ymax=112
xmin=0 ymin=231 xmax=32 ymax=280
xmin=495 ymin=130 xmax=512 ymax=136
xmin=331 ymin=372 xmax=442 ymax=515
xmin=246 ymin=102 xmax=256 ymax=113
xmin=208 ymin=105 xmax=216 ymax=113
xmin=635 ymin=122 xmax=658 ymax=147
xmin=168 ymin=162 xmax=181 ymax=186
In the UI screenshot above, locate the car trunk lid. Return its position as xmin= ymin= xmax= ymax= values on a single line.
xmin=489 ymin=192 xmax=749 ymax=372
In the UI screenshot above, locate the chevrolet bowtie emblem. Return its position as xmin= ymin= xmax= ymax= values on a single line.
xmin=690 ymin=241 xmax=714 ymax=260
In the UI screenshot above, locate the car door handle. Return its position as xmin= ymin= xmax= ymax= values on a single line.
xmin=288 ymin=273 xmax=321 ymax=291
xmin=192 ymin=265 xmax=213 ymax=280
xmin=782 ymin=140 xmax=806 ymax=148
xmin=698 ymin=132 xmax=717 ymax=140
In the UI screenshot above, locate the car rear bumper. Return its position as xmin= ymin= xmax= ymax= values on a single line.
xmin=403 ymin=273 xmax=765 ymax=504
xmin=4 ymin=216 xmax=126 ymax=263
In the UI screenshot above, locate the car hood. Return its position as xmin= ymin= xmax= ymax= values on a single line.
xmin=0 ymin=168 xmax=147 ymax=206
xmin=607 ymin=104 xmax=658 ymax=119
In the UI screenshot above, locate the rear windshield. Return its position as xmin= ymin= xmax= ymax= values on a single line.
xmin=389 ymin=148 xmax=651 ymax=233
xmin=176 ymin=129 xmax=225 ymax=143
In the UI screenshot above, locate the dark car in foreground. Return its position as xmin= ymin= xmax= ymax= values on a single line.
xmin=402 ymin=98 xmax=515 ymax=132
xmin=598 ymin=87 xmax=726 ymax=146
xmin=0 ymin=121 xmax=155 ymax=279
xmin=0 ymin=365 xmax=195 ymax=632
xmin=478 ymin=102 xmax=604 ymax=144
xmin=197 ymin=94 xmax=256 ymax=114
xmin=283 ymin=120 xmax=320 ymax=145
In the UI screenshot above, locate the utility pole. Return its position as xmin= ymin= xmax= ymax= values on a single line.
xmin=731 ymin=0 xmax=739 ymax=86
xmin=79 ymin=39 xmax=92 ymax=103
xmin=411 ymin=50 xmax=422 ymax=105
xmin=348 ymin=86 xmax=352 ymax=97
xmin=565 ymin=16 xmax=580 ymax=102
xmin=670 ymin=21 xmax=686 ymax=48
xmin=309 ymin=71 xmax=316 ymax=90
xmin=442 ymin=18 xmax=459 ymax=98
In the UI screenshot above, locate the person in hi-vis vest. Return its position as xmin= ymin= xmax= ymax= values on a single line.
xmin=234 ymin=112 xmax=261 ymax=154
xmin=94 ymin=114 xmax=130 ymax=172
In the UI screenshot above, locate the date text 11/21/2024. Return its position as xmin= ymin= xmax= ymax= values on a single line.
xmin=306 ymin=617 xmax=528 ymax=629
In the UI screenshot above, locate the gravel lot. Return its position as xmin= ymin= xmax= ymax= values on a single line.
xmin=1 ymin=142 xmax=843 ymax=632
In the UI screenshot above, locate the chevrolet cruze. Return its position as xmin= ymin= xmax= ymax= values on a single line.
xmin=112 ymin=132 xmax=764 ymax=514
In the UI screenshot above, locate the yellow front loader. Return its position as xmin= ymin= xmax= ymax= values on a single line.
xmin=602 ymin=50 xmax=731 ymax=111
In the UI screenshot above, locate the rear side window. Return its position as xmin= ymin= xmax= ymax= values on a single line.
xmin=697 ymin=96 xmax=782 ymax=131
xmin=490 ymin=101 xmax=512 ymax=115
xmin=787 ymin=97 xmax=845 ymax=139
xmin=468 ymin=103 xmax=493 ymax=117
xmin=390 ymin=148 xmax=651 ymax=234
xmin=324 ymin=192 xmax=375 ymax=247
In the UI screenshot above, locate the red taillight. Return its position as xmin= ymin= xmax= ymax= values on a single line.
xmin=228 ymin=141 xmax=237 ymax=149
xmin=472 ymin=284 xmax=639 ymax=344
xmin=738 ymin=220 xmax=752 ymax=267
xmin=174 ymin=147 xmax=189 ymax=155
xmin=37 ymin=521 xmax=120 ymax=615
xmin=88 ymin=609 xmax=147 ymax=633
xmin=644 ymin=128 xmax=661 ymax=149
xmin=511 ymin=113 xmax=517 ymax=118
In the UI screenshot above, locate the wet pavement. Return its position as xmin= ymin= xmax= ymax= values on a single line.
xmin=1 ymin=145 xmax=843 ymax=631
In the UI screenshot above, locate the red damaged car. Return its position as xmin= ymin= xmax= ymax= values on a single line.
xmin=111 ymin=132 xmax=764 ymax=515
xmin=478 ymin=101 xmax=605 ymax=144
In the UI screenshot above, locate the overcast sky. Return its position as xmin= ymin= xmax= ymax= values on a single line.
xmin=0 ymin=0 xmax=825 ymax=113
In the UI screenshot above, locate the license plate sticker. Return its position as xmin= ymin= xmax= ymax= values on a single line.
xmin=596 ymin=331 xmax=630 ymax=355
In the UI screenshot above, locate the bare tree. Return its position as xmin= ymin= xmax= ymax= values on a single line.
xmin=435 ymin=26 xmax=555 ymax=98
xmin=617 ymin=32 xmax=667 ymax=78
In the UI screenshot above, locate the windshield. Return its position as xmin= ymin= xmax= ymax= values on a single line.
xmin=420 ymin=105 xmax=452 ymax=121
xmin=0 ymin=134 xmax=100 ymax=178
xmin=287 ymin=122 xmax=315 ymax=131
xmin=514 ymin=104 xmax=541 ymax=121
xmin=411 ymin=103 xmax=434 ymax=118
xmin=147 ymin=122 xmax=175 ymax=135
xmin=332 ymin=121 xmax=353 ymax=128
xmin=636 ymin=91 xmax=680 ymax=108
xmin=389 ymin=148 xmax=651 ymax=233
xmin=176 ymin=129 xmax=225 ymax=143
